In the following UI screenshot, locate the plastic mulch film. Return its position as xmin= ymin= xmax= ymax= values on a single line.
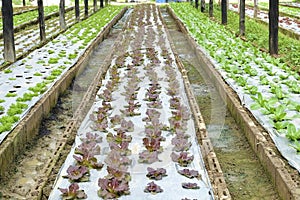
xmin=49 ymin=4 xmax=214 ymax=200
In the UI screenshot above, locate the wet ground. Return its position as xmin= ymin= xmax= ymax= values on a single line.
xmin=160 ymin=7 xmax=280 ymax=200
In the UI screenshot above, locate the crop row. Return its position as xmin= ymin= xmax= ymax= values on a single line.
xmin=0 ymin=6 xmax=95 ymax=67
xmin=49 ymin=4 xmax=212 ymax=199
xmin=211 ymin=3 xmax=300 ymax=70
xmin=246 ymin=2 xmax=300 ymax=18
xmin=170 ymin=3 xmax=300 ymax=172
xmin=0 ymin=6 xmax=124 ymax=143
xmin=0 ymin=5 xmax=59 ymax=30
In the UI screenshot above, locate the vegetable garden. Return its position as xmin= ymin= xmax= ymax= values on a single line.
xmin=0 ymin=0 xmax=300 ymax=199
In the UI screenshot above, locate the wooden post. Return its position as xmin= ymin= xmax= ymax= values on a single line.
xmin=253 ymin=0 xmax=258 ymax=18
xmin=23 ymin=0 xmax=26 ymax=6
xmin=93 ymin=0 xmax=97 ymax=12
xmin=221 ymin=0 xmax=227 ymax=24
xmin=75 ymin=0 xmax=80 ymax=21
xmin=100 ymin=0 xmax=104 ymax=9
xmin=37 ymin=0 xmax=46 ymax=42
xmin=269 ymin=0 xmax=279 ymax=55
xmin=59 ymin=0 xmax=66 ymax=30
xmin=84 ymin=0 xmax=88 ymax=18
xmin=2 ymin=0 xmax=16 ymax=62
xmin=209 ymin=0 xmax=213 ymax=17
xmin=239 ymin=0 xmax=245 ymax=36
xmin=201 ymin=0 xmax=205 ymax=12
xmin=195 ymin=0 xmax=199 ymax=9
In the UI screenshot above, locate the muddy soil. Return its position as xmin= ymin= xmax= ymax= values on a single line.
xmin=161 ymin=7 xmax=280 ymax=199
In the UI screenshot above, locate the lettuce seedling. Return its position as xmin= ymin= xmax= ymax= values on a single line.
xmin=59 ymin=183 xmax=87 ymax=199
xmin=146 ymin=167 xmax=167 ymax=180
xmin=172 ymin=137 xmax=192 ymax=152
xmin=106 ymin=166 xmax=131 ymax=182
xmin=143 ymin=137 xmax=162 ymax=152
xmin=289 ymin=140 xmax=300 ymax=153
xmin=98 ymin=177 xmax=130 ymax=199
xmin=64 ymin=165 xmax=89 ymax=182
xmin=171 ymin=152 xmax=194 ymax=167
xmin=178 ymin=169 xmax=201 ymax=179
xmin=286 ymin=124 xmax=300 ymax=141
xmin=139 ymin=150 xmax=160 ymax=164
xmin=271 ymin=105 xmax=287 ymax=122
xmin=144 ymin=181 xmax=163 ymax=194
xmin=182 ymin=182 xmax=200 ymax=189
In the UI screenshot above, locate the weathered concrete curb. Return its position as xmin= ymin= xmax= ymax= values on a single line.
xmin=167 ymin=5 xmax=300 ymax=200
xmin=0 ymin=7 xmax=128 ymax=183
xmin=160 ymin=6 xmax=231 ymax=200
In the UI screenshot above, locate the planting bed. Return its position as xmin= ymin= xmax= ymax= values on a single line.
xmin=49 ymin=4 xmax=221 ymax=200
xmin=246 ymin=1 xmax=300 ymax=18
xmin=169 ymin=3 xmax=300 ymax=199
xmin=0 ymin=5 xmax=125 ymax=178
xmin=230 ymin=4 xmax=300 ymax=39
xmin=0 ymin=6 xmax=95 ymax=67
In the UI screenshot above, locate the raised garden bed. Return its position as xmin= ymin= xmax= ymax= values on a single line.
xmin=0 ymin=5 xmax=126 ymax=178
xmin=48 ymin=4 xmax=222 ymax=200
xmin=169 ymin=3 xmax=300 ymax=199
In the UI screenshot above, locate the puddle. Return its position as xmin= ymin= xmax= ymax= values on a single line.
xmin=161 ymin=7 xmax=280 ymax=199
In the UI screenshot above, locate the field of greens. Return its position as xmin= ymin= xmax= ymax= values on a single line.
xmin=170 ymin=3 xmax=300 ymax=173
xmin=0 ymin=6 xmax=124 ymax=144
xmin=247 ymin=1 xmax=300 ymax=18
xmin=0 ymin=6 xmax=95 ymax=67
xmin=0 ymin=6 xmax=59 ymax=30
xmin=211 ymin=4 xmax=300 ymax=71
xmin=229 ymin=4 xmax=300 ymax=37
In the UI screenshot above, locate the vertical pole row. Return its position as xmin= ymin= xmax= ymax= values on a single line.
xmin=221 ymin=0 xmax=227 ymax=24
xmin=75 ymin=0 xmax=80 ymax=22
xmin=100 ymin=0 xmax=104 ymax=9
xmin=195 ymin=0 xmax=199 ymax=9
xmin=59 ymin=0 xmax=66 ymax=30
xmin=269 ymin=0 xmax=279 ymax=55
xmin=253 ymin=0 xmax=258 ymax=18
xmin=201 ymin=0 xmax=205 ymax=12
xmin=38 ymin=0 xmax=46 ymax=42
xmin=94 ymin=0 xmax=98 ymax=12
xmin=209 ymin=0 xmax=213 ymax=17
xmin=84 ymin=0 xmax=89 ymax=18
xmin=239 ymin=0 xmax=245 ymax=36
xmin=2 ymin=0 xmax=16 ymax=62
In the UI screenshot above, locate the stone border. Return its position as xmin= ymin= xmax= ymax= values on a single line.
xmin=0 ymin=7 xmax=128 ymax=184
xmin=166 ymin=5 xmax=300 ymax=200
xmin=159 ymin=6 xmax=231 ymax=200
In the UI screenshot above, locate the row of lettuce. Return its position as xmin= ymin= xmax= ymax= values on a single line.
xmin=247 ymin=2 xmax=300 ymax=18
xmin=210 ymin=3 xmax=300 ymax=71
xmin=0 ymin=6 xmax=124 ymax=138
xmin=170 ymin=3 xmax=300 ymax=165
xmin=0 ymin=6 xmax=59 ymax=30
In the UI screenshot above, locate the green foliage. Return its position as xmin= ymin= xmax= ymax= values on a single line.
xmin=28 ymin=82 xmax=47 ymax=94
xmin=7 ymin=102 xmax=28 ymax=116
xmin=0 ymin=99 xmax=5 ymax=103
xmin=271 ymin=105 xmax=287 ymax=122
xmin=286 ymin=124 xmax=300 ymax=141
xmin=34 ymin=72 xmax=43 ymax=76
xmin=4 ymin=69 xmax=12 ymax=74
xmin=290 ymin=140 xmax=300 ymax=153
xmin=5 ymin=92 xmax=17 ymax=97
